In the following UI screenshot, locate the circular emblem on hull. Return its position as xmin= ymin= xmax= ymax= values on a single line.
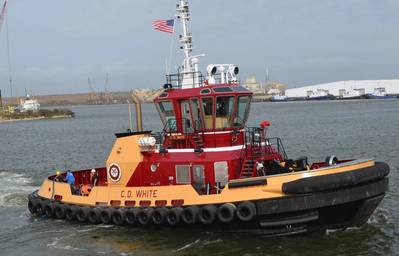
xmin=108 ymin=163 xmax=121 ymax=182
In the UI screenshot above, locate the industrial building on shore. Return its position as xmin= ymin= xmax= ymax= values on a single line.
xmin=286 ymin=79 xmax=399 ymax=98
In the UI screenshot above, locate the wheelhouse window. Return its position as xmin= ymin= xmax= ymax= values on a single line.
xmin=234 ymin=96 xmax=251 ymax=127
xmin=215 ymin=96 xmax=234 ymax=129
xmin=201 ymin=97 xmax=214 ymax=129
xmin=156 ymin=101 xmax=176 ymax=132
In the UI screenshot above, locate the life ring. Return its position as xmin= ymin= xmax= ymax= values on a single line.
xmin=88 ymin=208 xmax=101 ymax=224
xmin=111 ymin=208 xmax=125 ymax=225
xmin=152 ymin=207 xmax=168 ymax=225
xmin=217 ymin=203 xmax=236 ymax=223
xmin=198 ymin=205 xmax=217 ymax=225
xmin=125 ymin=208 xmax=139 ymax=225
xmin=65 ymin=205 xmax=79 ymax=221
xmin=167 ymin=207 xmax=183 ymax=226
xmin=54 ymin=203 xmax=66 ymax=219
xmin=44 ymin=202 xmax=55 ymax=218
xmin=76 ymin=206 xmax=90 ymax=222
xmin=100 ymin=208 xmax=112 ymax=224
xmin=138 ymin=208 xmax=154 ymax=225
xmin=182 ymin=206 xmax=199 ymax=224
xmin=236 ymin=201 xmax=256 ymax=222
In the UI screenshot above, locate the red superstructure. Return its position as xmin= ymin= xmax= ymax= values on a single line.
xmin=125 ymin=75 xmax=286 ymax=193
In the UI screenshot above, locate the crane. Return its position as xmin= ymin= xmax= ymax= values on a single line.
xmin=88 ymin=77 xmax=97 ymax=104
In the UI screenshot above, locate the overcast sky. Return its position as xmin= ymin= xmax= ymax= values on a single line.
xmin=0 ymin=0 xmax=398 ymax=96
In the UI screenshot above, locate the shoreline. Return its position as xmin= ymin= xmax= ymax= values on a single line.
xmin=0 ymin=115 xmax=74 ymax=123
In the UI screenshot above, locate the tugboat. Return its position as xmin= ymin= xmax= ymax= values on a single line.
xmin=28 ymin=0 xmax=389 ymax=236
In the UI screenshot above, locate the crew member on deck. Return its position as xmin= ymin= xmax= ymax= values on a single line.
xmin=90 ymin=169 xmax=99 ymax=187
xmin=54 ymin=170 xmax=63 ymax=182
xmin=65 ymin=170 xmax=76 ymax=194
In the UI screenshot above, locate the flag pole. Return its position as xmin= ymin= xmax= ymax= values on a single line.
xmin=167 ymin=18 xmax=176 ymax=75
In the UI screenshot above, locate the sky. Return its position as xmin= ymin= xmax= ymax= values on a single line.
xmin=0 ymin=0 xmax=398 ymax=96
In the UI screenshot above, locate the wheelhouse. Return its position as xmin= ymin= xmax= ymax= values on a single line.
xmin=154 ymin=84 xmax=252 ymax=135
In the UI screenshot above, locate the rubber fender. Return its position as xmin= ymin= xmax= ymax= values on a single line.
xmin=88 ymin=208 xmax=101 ymax=224
xmin=65 ymin=205 xmax=79 ymax=221
xmin=138 ymin=208 xmax=154 ymax=225
xmin=282 ymin=161 xmax=390 ymax=194
xmin=76 ymin=206 xmax=90 ymax=222
xmin=100 ymin=208 xmax=112 ymax=224
xmin=182 ymin=206 xmax=199 ymax=225
xmin=35 ymin=200 xmax=46 ymax=216
xmin=28 ymin=198 xmax=37 ymax=214
xmin=54 ymin=203 xmax=66 ymax=219
xmin=198 ymin=205 xmax=217 ymax=225
xmin=125 ymin=208 xmax=139 ymax=225
xmin=236 ymin=201 xmax=257 ymax=222
xmin=167 ymin=207 xmax=183 ymax=226
xmin=111 ymin=208 xmax=125 ymax=226
xmin=217 ymin=203 xmax=236 ymax=223
xmin=152 ymin=207 xmax=168 ymax=225
xmin=44 ymin=202 xmax=56 ymax=218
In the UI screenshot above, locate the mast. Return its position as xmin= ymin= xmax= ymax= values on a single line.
xmin=176 ymin=0 xmax=192 ymax=72
xmin=176 ymin=0 xmax=205 ymax=88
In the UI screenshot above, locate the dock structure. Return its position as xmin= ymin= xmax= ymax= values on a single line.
xmin=286 ymin=79 xmax=399 ymax=99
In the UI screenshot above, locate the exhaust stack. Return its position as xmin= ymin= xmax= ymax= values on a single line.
xmin=130 ymin=91 xmax=143 ymax=132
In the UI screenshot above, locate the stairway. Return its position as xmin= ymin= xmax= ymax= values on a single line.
xmin=192 ymin=134 xmax=204 ymax=148
xmin=251 ymin=146 xmax=262 ymax=157
xmin=240 ymin=159 xmax=255 ymax=178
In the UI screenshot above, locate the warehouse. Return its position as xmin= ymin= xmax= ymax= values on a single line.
xmin=286 ymin=80 xmax=399 ymax=98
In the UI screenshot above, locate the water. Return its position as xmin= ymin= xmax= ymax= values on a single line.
xmin=0 ymin=100 xmax=398 ymax=256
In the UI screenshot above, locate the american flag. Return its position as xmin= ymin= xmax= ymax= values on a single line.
xmin=152 ymin=19 xmax=174 ymax=33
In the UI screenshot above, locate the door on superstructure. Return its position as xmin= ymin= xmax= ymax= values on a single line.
xmin=181 ymin=100 xmax=193 ymax=133
xmin=192 ymin=165 xmax=205 ymax=194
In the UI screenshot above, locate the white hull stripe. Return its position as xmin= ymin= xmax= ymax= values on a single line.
xmin=155 ymin=145 xmax=245 ymax=153
xmin=202 ymin=129 xmax=244 ymax=135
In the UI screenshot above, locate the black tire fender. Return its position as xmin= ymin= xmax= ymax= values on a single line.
xmin=88 ymin=208 xmax=101 ymax=224
xmin=125 ymin=208 xmax=139 ymax=225
xmin=236 ymin=201 xmax=257 ymax=222
xmin=152 ymin=207 xmax=168 ymax=225
xmin=217 ymin=203 xmax=236 ymax=223
xmin=167 ymin=207 xmax=183 ymax=226
xmin=65 ymin=205 xmax=79 ymax=221
xmin=44 ymin=202 xmax=55 ymax=218
xmin=54 ymin=203 xmax=66 ymax=219
xmin=182 ymin=206 xmax=199 ymax=225
xmin=138 ymin=208 xmax=154 ymax=225
xmin=28 ymin=198 xmax=38 ymax=214
xmin=198 ymin=205 xmax=217 ymax=225
xmin=36 ymin=200 xmax=46 ymax=216
xmin=100 ymin=208 xmax=112 ymax=224
xmin=76 ymin=206 xmax=90 ymax=222
xmin=112 ymin=208 xmax=125 ymax=226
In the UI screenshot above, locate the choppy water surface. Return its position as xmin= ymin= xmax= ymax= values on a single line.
xmin=0 ymin=100 xmax=398 ymax=256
